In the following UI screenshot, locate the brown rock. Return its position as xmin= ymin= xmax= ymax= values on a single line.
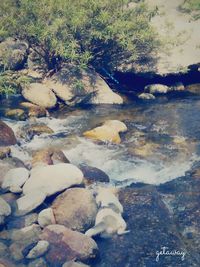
xmin=40 ymin=225 xmax=98 ymax=265
xmin=0 ymin=120 xmax=17 ymax=146
xmin=52 ymin=188 xmax=97 ymax=232
xmin=80 ymin=165 xmax=109 ymax=185
xmin=32 ymin=148 xmax=70 ymax=167
xmin=19 ymin=124 xmax=54 ymax=140
xmin=5 ymin=109 xmax=26 ymax=120
xmin=20 ymin=102 xmax=47 ymax=118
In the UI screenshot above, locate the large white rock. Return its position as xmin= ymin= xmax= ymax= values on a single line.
xmin=2 ymin=167 xmax=29 ymax=193
xmin=16 ymin=190 xmax=46 ymax=216
xmin=22 ymin=83 xmax=57 ymax=108
xmin=23 ymin=163 xmax=84 ymax=196
xmin=144 ymin=84 xmax=170 ymax=94
xmin=45 ymin=68 xmax=123 ymax=105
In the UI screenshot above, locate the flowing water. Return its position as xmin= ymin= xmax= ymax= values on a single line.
xmin=1 ymin=93 xmax=200 ymax=186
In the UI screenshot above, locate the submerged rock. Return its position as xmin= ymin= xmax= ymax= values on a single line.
xmin=40 ymin=224 xmax=98 ymax=265
xmin=0 ymin=120 xmax=17 ymax=146
xmin=185 ymin=83 xmax=200 ymax=94
xmin=138 ymin=93 xmax=156 ymax=100
xmin=5 ymin=109 xmax=26 ymax=121
xmin=19 ymin=124 xmax=54 ymax=140
xmin=22 ymin=83 xmax=57 ymax=108
xmin=52 ymin=188 xmax=97 ymax=232
xmin=145 ymin=84 xmax=170 ymax=94
xmin=83 ymin=120 xmax=127 ymax=144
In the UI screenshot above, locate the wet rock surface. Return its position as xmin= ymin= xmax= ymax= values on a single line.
xmin=94 ymin=170 xmax=200 ymax=267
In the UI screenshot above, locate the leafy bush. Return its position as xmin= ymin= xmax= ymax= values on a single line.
xmin=0 ymin=0 xmax=159 ymax=72
xmin=179 ymin=0 xmax=200 ymax=20
xmin=0 ymin=71 xmax=32 ymax=97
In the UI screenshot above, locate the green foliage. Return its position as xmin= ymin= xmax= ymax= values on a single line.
xmin=0 ymin=0 xmax=159 ymax=71
xmin=179 ymin=0 xmax=200 ymax=20
xmin=0 ymin=71 xmax=32 ymax=97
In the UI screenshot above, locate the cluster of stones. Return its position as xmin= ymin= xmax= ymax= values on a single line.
xmin=0 ymin=119 xmax=128 ymax=267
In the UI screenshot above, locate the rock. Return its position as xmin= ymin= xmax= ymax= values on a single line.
xmin=23 ymin=163 xmax=83 ymax=196
xmin=8 ymin=224 xmax=42 ymax=261
xmin=32 ymin=148 xmax=70 ymax=167
xmin=171 ymin=82 xmax=185 ymax=91
xmin=1 ymin=167 xmax=29 ymax=193
xmin=145 ymin=84 xmax=170 ymax=94
xmin=26 ymin=240 xmax=49 ymax=259
xmin=28 ymin=258 xmax=48 ymax=267
xmin=83 ymin=120 xmax=127 ymax=144
xmin=185 ymin=83 xmax=200 ymax=94
xmin=22 ymin=83 xmax=57 ymax=108
xmin=0 ymin=193 xmax=18 ymax=209
xmin=0 ymin=120 xmax=17 ymax=146
xmin=138 ymin=93 xmax=155 ymax=100
xmin=7 ymin=213 xmax=38 ymax=229
xmin=0 ymin=147 xmax=11 ymax=159
xmin=16 ymin=190 xmax=46 ymax=216
xmin=0 ymin=242 xmax=8 ymax=258
xmin=52 ymin=188 xmax=97 ymax=232
xmin=0 ymin=259 xmax=15 ymax=267
xmin=5 ymin=109 xmax=26 ymax=121
xmin=40 ymin=224 xmax=98 ymax=265
xmin=62 ymin=262 xmax=90 ymax=267
xmin=20 ymin=102 xmax=47 ymax=118
xmin=20 ymin=124 xmax=54 ymax=140
xmin=45 ymin=67 xmax=123 ymax=105
xmin=38 ymin=208 xmax=56 ymax=228
xmin=0 ymin=197 xmax=11 ymax=218
xmin=80 ymin=165 xmax=110 ymax=185
xmin=0 ymin=38 xmax=28 ymax=70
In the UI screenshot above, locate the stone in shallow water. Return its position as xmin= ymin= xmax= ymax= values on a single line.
xmin=2 ymin=167 xmax=29 ymax=193
xmin=145 ymin=84 xmax=170 ymax=94
xmin=83 ymin=120 xmax=127 ymax=144
xmin=52 ymin=188 xmax=97 ymax=232
xmin=138 ymin=93 xmax=155 ymax=100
